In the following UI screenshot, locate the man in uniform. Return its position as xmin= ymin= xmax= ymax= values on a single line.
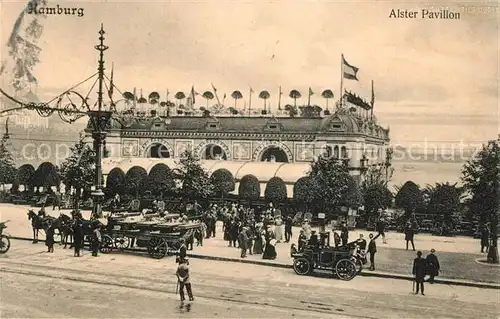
xmin=176 ymin=258 xmax=194 ymax=302
xmin=298 ymin=230 xmax=307 ymax=251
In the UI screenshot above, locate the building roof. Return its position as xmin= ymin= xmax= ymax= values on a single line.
xmin=104 ymin=109 xmax=390 ymax=139
xmin=102 ymin=158 xmax=311 ymax=184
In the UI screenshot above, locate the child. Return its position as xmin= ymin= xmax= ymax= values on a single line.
xmin=176 ymin=258 xmax=194 ymax=302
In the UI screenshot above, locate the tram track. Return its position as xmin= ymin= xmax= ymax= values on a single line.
xmin=0 ymin=260 xmax=377 ymax=319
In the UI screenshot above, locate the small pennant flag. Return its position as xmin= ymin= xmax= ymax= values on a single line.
xmin=108 ymin=63 xmax=114 ymax=99
xmin=342 ymin=54 xmax=359 ymax=81
xmin=371 ymin=80 xmax=375 ymax=107
xmin=308 ymin=87 xmax=314 ymax=96
xmin=250 ymin=87 xmax=254 ymax=94
xmin=211 ymin=83 xmax=217 ymax=93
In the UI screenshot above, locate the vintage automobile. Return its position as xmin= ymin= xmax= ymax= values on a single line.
xmin=290 ymin=232 xmax=359 ymax=281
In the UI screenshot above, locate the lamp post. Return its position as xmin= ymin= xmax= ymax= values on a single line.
xmin=384 ymin=147 xmax=393 ymax=185
xmin=0 ymin=24 xmax=118 ymax=220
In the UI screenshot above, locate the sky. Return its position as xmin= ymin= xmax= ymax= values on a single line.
xmin=0 ymin=0 xmax=499 ymax=149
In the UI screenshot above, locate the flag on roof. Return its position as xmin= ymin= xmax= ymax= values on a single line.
xmin=342 ymin=54 xmax=359 ymax=81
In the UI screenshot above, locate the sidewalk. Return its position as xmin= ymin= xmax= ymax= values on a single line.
xmin=2 ymin=203 xmax=499 ymax=286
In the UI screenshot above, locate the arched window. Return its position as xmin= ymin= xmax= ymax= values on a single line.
xmin=324 ymin=145 xmax=333 ymax=158
xmin=341 ymin=146 xmax=348 ymax=158
xmin=333 ymin=146 xmax=339 ymax=158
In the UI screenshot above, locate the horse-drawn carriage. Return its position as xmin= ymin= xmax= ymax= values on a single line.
xmin=99 ymin=212 xmax=204 ymax=259
xmin=0 ymin=220 xmax=11 ymax=254
xmin=290 ymin=232 xmax=359 ymax=281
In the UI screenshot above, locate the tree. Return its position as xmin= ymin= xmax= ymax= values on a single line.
xmin=106 ymin=167 xmax=125 ymax=196
xmin=289 ymin=89 xmax=301 ymax=107
xmin=265 ymin=176 xmax=287 ymax=204
xmin=341 ymin=176 xmax=363 ymax=208
xmin=395 ymin=181 xmax=423 ymax=218
xmin=15 ymin=164 xmax=35 ymax=192
xmin=307 ymin=156 xmax=351 ymax=217
xmin=0 ymin=138 xmax=15 ymax=188
xmin=362 ymin=183 xmax=393 ymax=216
xmin=202 ymin=91 xmax=214 ymax=108
xmin=175 ymin=150 xmax=213 ymax=200
xmin=462 ymin=139 xmax=500 ymax=263
xmin=321 ymin=89 xmax=334 ymax=110
xmin=231 ymin=90 xmax=243 ymax=108
xmin=238 ymin=174 xmax=260 ymax=202
xmin=427 ymin=182 xmax=460 ymax=234
xmin=148 ymin=91 xmax=160 ymax=107
xmin=123 ymin=91 xmax=135 ymax=103
xmin=258 ymin=90 xmax=270 ymax=111
xmin=125 ymin=166 xmax=148 ymax=197
xmin=284 ymin=104 xmax=298 ymax=117
xmin=293 ymin=176 xmax=315 ymax=213
xmin=33 ymin=162 xmax=59 ymax=191
xmin=210 ymin=168 xmax=235 ymax=198
xmin=148 ymin=163 xmax=175 ymax=198
xmin=59 ymin=140 xmax=95 ymax=208
xmin=175 ymin=91 xmax=186 ymax=106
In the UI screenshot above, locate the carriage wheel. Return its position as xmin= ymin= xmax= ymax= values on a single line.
xmin=0 ymin=235 xmax=10 ymax=254
xmin=99 ymin=235 xmax=114 ymax=254
xmin=147 ymin=237 xmax=168 ymax=259
xmin=293 ymin=257 xmax=312 ymax=275
xmin=114 ymin=236 xmax=130 ymax=250
xmin=335 ymin=258 xmax=357 ymax=281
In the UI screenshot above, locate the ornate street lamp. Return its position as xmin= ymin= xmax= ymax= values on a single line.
xmin=0 ymin=24 xmax=125 ymax=219
xmin=384 ymin=147 xmax=393 ymax=184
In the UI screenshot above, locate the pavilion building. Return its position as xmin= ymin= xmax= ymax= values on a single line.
xmin=97 ymin=106 xmax=391 ymax=198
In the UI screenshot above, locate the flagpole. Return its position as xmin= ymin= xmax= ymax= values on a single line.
xmin=340 ymin=54 xmax=344 ymax=108
xmin=248 ymin=87 xmax=252 ymax=116
xmin=307 ymin=88 xmax=311 ymax=107
xmin=371 ymin=80 xmax=374 ymax=121
xmin=278 ymin=86 xmax=282 ymax=111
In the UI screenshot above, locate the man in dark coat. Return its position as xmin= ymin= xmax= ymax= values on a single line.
xmin=412 ymin=251 xmax=427 ymax=295
xmin=298 ymin=230 xmax=307 ymax=251
xmin=72 ymin=218 xmax=84 ymax=257
xmin=284 ymin=215 xmax=293 ymax=243
xmin=404 ymin=222 xmax=416 ymax=251
xmin=340 ymin=222 xmax=349 ymax=247
xmin=176 ymin=258 xmax=194 ymax=302
xmin=425 ymin=249 xmax=440 ymax=283
xmin=481 ymin=224 xmax=490 ymax=253
xmin=367 ymin=232 xmax=381 ymax=270
xmin=376 ymin=216 xmax=387 ymax=244
xmin=238 ymin=227 xmax=249 ymax=258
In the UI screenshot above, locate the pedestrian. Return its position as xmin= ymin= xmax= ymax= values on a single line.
xmin=229 ymin=219 xmax=239 ymax=248
xmin=481 ymin=224 xmax=490 ymax=253
xmin=302 ymin=220 xmax=312 ymax=240
xmin=412 ymin=251 xmax=427 ymax=295
xmin=298 ymin=229 xmax=307 ymax=251
xmin=367 ymin=232 xmax=381 ymax=270
xmin=262 ymin=225 xmax=277 ymax=260
xmin=333 ymin=231 xmax=341 ymax=247
xmin=73 ymin=219 xmax=84 ymax=257
xmin=52 ymin=191 xmax=61 ymax=210
xmin=376 ymin=215 xmax=387 ymax=244
xmin=340 ymin=221 xmax=349 ymax=247
xmin=253 ymin=222 xmax=264 ymax=254
xmin=45 ymin=222 xmax=55 ymax=253
xmin=246 ymin=226 xmax=254 ymax=255
xmin=425 ymin=249 xmax=440 ymax=283
xmin=176 ymin=258 xmax=194 ymax=302
xmin=238 ymin=227 xmax=249 ymax=258
xmin=284 ymin=215 xmax=293 ymax=243
xmin=177 ymin=238 xmax=187 ymax=263
xmin=404 ymin=222 xmax=415 ymax=251
xmin=91 ymin=223 xmax=101 ymax=257
xmin=274 ymin=215 xmax=284 ymax=243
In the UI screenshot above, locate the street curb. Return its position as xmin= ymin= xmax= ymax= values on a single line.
xmin=9 ymin=237 xmax=499 ymax=290
xmin=185 ymin=253 xmax=500 ymax=290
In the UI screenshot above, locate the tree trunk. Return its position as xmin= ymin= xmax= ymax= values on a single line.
xmin=487 ymin=212 xmax=499 ymax=263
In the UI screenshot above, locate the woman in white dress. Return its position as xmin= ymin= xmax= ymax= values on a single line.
xmin=274 ymin=215 xmax=284 ymax=243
